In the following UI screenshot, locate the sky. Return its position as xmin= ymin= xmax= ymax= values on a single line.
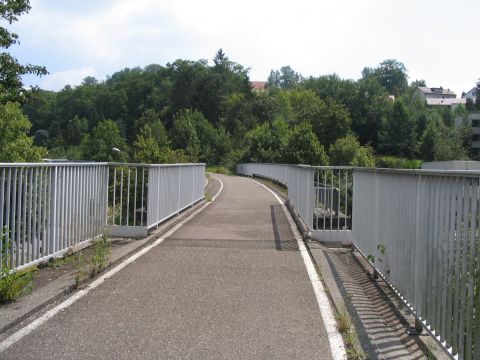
xmin=7 ymin=0 xmax=480 ymax=96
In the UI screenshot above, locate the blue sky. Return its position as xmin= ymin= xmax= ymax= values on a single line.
xmin=7 ymin=0 xmax=480 ymax=95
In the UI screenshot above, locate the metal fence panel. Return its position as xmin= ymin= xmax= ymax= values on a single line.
xmin=108 ymin=163 xmax=205 ymax=236
xmin=237 ymin=163 xmax=353 ymax=244
xmin=0 ymin=163 xmax=108 ymax=271
xmin=353 ymin=169 xmax=480 ymax=360
xmin=0 ymin=162 xmax=204 ymax=271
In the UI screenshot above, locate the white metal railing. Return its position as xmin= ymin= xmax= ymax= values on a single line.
xmin=238 ymin=163 xmax=480 ymax=358
xmin=236 ymin=163 xmax=353 ymax=244
xmin=0 ymin=163 xmax=108 ymax=271
xmin=107 ymin=163 xmax=205 ymax=237
xmin=353 ymin=168 xmax=480 ymax=360
xmin=1 ymin=162 xmax=206 ymax=271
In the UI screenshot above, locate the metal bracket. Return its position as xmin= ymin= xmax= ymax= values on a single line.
xmin=405 ymin=318 xmax=423 ymax=336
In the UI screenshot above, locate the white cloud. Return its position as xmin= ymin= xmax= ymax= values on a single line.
xmin=41 ymin=67 xmax=97 ymax=91
xmin=13 ymin=0 xmax=480 ymax=94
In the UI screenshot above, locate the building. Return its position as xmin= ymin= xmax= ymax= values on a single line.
xmin=250 ymin=81 xmax=266 ymax=91
xmin=468 ymin=113 xmax=480 ymax=152
xmin=462 ymin=86 xmax=477 ymax=103
xmin=415 ymin=86 xmax=466 ymax=107
xmin=456 ymin=113 xmax=480 ymax=155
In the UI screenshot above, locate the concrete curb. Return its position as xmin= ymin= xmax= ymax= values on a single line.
xmin=0 ymin=176 xmax=221 ymax=336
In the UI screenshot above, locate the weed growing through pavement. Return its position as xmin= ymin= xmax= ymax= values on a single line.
xmin=334 ymin=308 xmax=365 ymax=360
xmin=91 ymin=233 xmax=111 ymax=276
xmin=0 ymin=227 xmax=35 ymax=303
xmin=74 ymin=232 xmax=111 ymax=287
xmin=205 ymin=191 xmax=212 ymax=202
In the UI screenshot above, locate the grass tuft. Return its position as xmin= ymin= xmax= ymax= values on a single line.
xmin=0 ymin=228 xmax=36 ymax=303
xmin=335 ymin=308 xmax=365 ymax=360
xmin=74 ymin=232 xmax=111 ymax=287
xmin=205 ymin=191 xmax=212 ymax=202
xmin=206 ymin=166 xmax=233 ymax=175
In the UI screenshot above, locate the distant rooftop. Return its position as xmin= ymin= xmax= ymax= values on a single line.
xmin=462 ymin=87 xmax=477 ymax=98
xmin=417 ymin=86 xmax=456 ymax=96
xmin=250 ymin=81 xmax=266 ymax=90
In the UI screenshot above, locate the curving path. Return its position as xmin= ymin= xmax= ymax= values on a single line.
xmin=1 ymin=174 xmax=334 ymax=360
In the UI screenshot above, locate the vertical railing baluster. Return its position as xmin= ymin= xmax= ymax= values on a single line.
xmin=112 ymin=167 xmax=116 ymax=225
xmin=133 ymin=168 xmax=137 ymax=227
xmin=126 ymin=168 xmax=130 ymax=226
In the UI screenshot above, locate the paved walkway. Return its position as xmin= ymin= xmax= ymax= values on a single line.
xmin=1 ymin=175 xmax=333 ymax=359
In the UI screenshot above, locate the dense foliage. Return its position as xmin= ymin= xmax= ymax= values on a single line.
xmin=21 ymin=52 xmax=474 ymax=168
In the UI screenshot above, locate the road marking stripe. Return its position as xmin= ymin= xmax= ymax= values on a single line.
xmin=0 ymin=177 xmax=224 ymax=353
xmin=249 ymin=178 xmax=347 ymax=360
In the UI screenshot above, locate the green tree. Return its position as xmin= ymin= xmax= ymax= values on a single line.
xmin=64 ymin=116 xmax=88 ymax=146
xmin=267 ymin=66 xmax=302 ymax=89
xmin=134 ymin=108 xmax=163 ymax=134
xmin=133 ymin=123 xmax=177 ymax=164
xmin=379 ymin=100 xmax=417 ymax=158
xmin=33 ymin=129 xmax=49 ymax=147
xmin=0 ymin=102 xmax=46 ymax=161
xmin=418 ymin=113 xmax=470 ymax=161
xmin=434 ymin=126 xmax=469 ymax=161
xmin=351 ymin=75 xmax=390 ymax=148
xmin=285 ymin=122 xmax=328 ymax=165
xmin=80 ymin=119 xmax=128 ymax=162
xmin=352 ymin=146 xmax=376 ymax=167
xmin=418 ymin=117 xmax=439 ymax=161
xmin=0 ymin=0 xmax=47 ymax=103
xmin=329 ymin=134 xmax=375 ymax=167
xmin=169 ymin=109 xmax=201 ymax=161
xmin=269 ymin=89 xmax=351 ymax=148
xmin=302 ymin=74 xmax=357 ymax=108
xmin=245 ymin=118 xmax=290 ymax=163
xmin=369 ymin=59 xmax=408 ymax=97
xmin=314 ymin=98 xmax=351 ymax=148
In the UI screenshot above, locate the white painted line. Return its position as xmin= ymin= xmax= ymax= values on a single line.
xmin=249 ymin=178 xmax=347 ymax=360
xmin=211 ymin=176 xmax=224 ymax=202
xmin=0 ymin=176 xmax=224 ymax=353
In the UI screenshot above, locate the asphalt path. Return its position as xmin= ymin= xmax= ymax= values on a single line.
xmin=1 ymin=175 xmax=333 ymax=360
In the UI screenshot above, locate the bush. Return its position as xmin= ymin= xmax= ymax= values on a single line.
xmin=0 ymin=268 xmax=35 ymax=303
xmin=0 ymin=229 xmax=35 ymax=303
xmin=375 ymin=156 xmax=421 ymax=169
xmin=329 ymin=134 xmax=375 ymax=167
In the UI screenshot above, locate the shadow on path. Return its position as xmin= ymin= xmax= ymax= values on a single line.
xmin=270 ymin=204 xmax=298 ymax=251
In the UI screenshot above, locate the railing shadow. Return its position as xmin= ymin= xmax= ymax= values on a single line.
xmin=270 ymin=205 xmax=298 ymax=251
xmin=324 ymin=247 xmax=429 ymax=359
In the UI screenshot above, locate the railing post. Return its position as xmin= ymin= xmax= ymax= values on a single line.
xmin=177 ymin=166 xmax=182 ymax=215
xmin=49 ymin=166 xmax=58 ymax=254
xmin=105 ymin=165 xmax=109 ymax=229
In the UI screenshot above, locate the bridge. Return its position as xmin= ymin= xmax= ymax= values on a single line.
xmin=0 ymin=162 xmax=478 ymax=359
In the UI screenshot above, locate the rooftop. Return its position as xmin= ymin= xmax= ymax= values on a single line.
xmin=250 ymin=81 xmax=267 ymax=90
xmin=417 ymin=86 xmax=456 ymax=96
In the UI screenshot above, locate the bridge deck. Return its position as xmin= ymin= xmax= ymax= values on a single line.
xmin=2 ymin=174 xmax=333 ymax=359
